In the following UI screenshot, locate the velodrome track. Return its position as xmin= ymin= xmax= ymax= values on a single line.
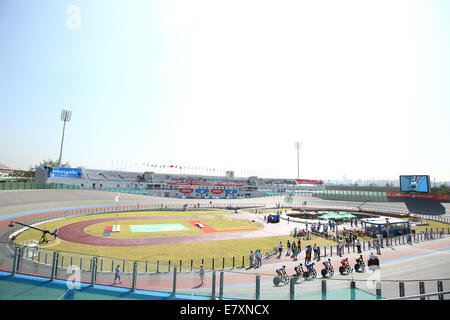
xmin=1 ymin=189 xmax=449 ymax=299
xmin=1 ymin=189 xmax=450 ymax=219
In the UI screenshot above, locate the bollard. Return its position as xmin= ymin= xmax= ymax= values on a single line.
xmin=324 ymin=246 xmax=326 ymax=257
xmin=290 ymin=277 xmax=295 ymax=300
xmin=51 ymin=252 xmax=59 ymax=281
xmin=330 ymin=246 xmax=333 ymax=256
xmin=90 ymin=257 xmax=97 ymax=286
xmin=242 ymin=256 xmax=245 ymax=268
xmin=12 ymin=247 xmax=21 ymax=276
xmin=191 ymin=259 xmax=193 ymax=272
xmin=172 ymin=267 xmax=177 ymax=296
xmin=79 ymin=258 xmax=83 ymax=271
xmin=180 ymin=260 xmax=182 ymax=272
xmin=168 ymin=260 xmax=171 ymax=272
xmin=256 ymin=275 xmax=260 ymax=300
xmin=363 ymin=241 xmax=365 ymax=251
xmin=437 ymin=281 xmax=444 ymax=300
xmin=145 ymin=261 xmax=148 ymax=273
xmin=419 ymin=282 xmax=425 ymax=300
xmin=321 ymin=279 xmax=327 ymax=300
xmin=131 ymin=261 xmax=137 ymax=292
xmin=157 ymin=261 xmax=159 ymax=273
xmin=222 ymin=257 xmax=225 ymax=270
xmin=122 ymin=260 xmax=125 ymax=273
xmin=233 ymin=257 xmax=235 ymax=269
xmin=212 ymin=258 xmax=215 ymax=270
xmin=376 ymin=282 xmax=382 ymax=299
xmin=350 ymin=281 xmax=356 ymax=300
xmin=219 ymin=272 xmax=224 ymax=300
xmin=399 ymin=282 xmax=405 ymax=297
xmin=211 ymin=271 xmax=216 ymax=299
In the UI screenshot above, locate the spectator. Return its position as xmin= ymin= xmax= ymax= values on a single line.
xmin=297 ymin=239 xmax=302 ymax=252
xmin=313 ymin=244 xmax=318 ymax=260
xmin=375 ymin=240 xmax=381 ymax=255
xmin=338 ymin=242 xmax=343 ymax=257
xmin=286 ymin=240 xmax=291 ymax=256
xmin=114 ymin=265 xmax=121 ymax=284
xmin=249 ymin=251 xmax=254 ymax=268
xmin=257 ymin=250 xmax=262 ymax=267
xmin=278 ymin=241 xmax=283 ymax=258
xmin=356 ymin=239 xmax=362 ymax=253
xmin=199 ymin=264 xmax=205 ymax=285
xmin=317 ymin=246 xmax=321 ymax=261
xmin=305 ymin=245 xmax=312 ymax=264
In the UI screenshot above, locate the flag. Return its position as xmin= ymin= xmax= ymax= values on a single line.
xmin=114 ymin=192 xmax=120 ymax=203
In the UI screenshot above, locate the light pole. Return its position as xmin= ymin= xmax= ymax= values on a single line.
xmin=385 ymin=218 xmax=391 ymax=248
xmin=58 ymin=109 xmax=72 ymax=167
xmin=295 ymin=141 xmax=301 ymax=179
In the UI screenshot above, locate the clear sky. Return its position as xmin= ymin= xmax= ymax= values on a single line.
xmin=1 ymin=0 xmax=449 ymax=181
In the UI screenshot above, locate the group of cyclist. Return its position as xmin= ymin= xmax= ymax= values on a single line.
xmin=275 ymin=253 xmax=379 ymax=285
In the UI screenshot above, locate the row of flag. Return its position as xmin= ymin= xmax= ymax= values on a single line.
xmin=109 ymin=161 xmax=271 ymax=176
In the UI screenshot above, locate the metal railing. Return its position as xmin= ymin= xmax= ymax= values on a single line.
xmin=385 ymin=291 xmax=450 ymax=300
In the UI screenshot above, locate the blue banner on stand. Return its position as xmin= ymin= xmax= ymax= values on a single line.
xmin=225 ymin=189 xmax=238 ymax=194
xmin=48 ymin=167 xmax=82 ymax=178
xmin=195 ymin=188 xmax=209 ymax=194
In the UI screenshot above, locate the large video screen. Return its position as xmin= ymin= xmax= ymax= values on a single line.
xmin=399 ymin=175 xmax=430 ymax=193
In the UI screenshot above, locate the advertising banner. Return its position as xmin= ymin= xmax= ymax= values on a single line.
xmin=168 ymin=182 xmax=243 ymax=187
xmin=194 ymin=188 xmax=209 ymax=194
xmin=210 ymin=189 xmax=224 ymax=194
xmin=48 ymin=167 xmax=82 ymax=178
xmin=225 ymin=189 xmax=238 ymax=194
xmin=295 ymin=179 xmax=324 ymax=185
xmin=179 ymin=188 xmax=194 ymax=194
xmin=386 ymin=192 xmax=450 ymax=201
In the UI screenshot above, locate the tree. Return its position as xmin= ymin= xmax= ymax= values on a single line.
xmin=39 ymin=159 xmax=71 ymax=168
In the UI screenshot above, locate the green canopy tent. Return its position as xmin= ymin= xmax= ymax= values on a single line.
xmin=318 ymin=212 xmax=343 ymax=220
xmin=338 ymin=212 xmax=357 ymax=219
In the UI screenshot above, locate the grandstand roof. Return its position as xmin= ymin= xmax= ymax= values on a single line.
xmin=0 ymin=163 xmax=11 ymax=170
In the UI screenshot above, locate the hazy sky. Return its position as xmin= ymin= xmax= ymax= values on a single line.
xmin=1 ymin=0 xmax=449 ymax=180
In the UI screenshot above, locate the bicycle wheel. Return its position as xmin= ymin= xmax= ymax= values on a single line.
xmin=273 ymin=277 xmax=280 ymax=286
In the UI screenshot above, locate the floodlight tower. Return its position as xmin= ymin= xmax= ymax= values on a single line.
xmin=57 ymin=109 xmax=72 ymax=167
xmin=295 ymin=141 xmax=301 ymax=179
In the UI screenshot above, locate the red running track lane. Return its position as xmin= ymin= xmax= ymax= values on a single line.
xmin=57 ymin=217 xmax=261 ymax=247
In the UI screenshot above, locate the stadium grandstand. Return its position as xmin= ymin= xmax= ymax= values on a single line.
xmin=34 ymin=166 xmax=324 ymax=199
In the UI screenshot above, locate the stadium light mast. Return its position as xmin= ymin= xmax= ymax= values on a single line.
xmin=57 ymin=109 xmax=72 ymax=167
xmin=295 ymin=141 xmax=301 ymax=179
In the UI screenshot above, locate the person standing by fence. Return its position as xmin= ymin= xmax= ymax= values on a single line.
xmin=114 ymin=265 xmax=121 ymax=284
xmin=199 ymin=264 xmax=205 ymax=285
xmin=255 ymin=250 xmax=262 ymax=267
xmin=249 ymin=251 xmax=254 ymax=268
xmin=375 ymin=240 xmax=381 ymax=255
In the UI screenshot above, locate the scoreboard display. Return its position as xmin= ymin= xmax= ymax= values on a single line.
xmin=399 ymin=175 xmax=430 ymax=193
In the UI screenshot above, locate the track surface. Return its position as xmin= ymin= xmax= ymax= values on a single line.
xmin=57 ymin=215 xmax=261 ymax=246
